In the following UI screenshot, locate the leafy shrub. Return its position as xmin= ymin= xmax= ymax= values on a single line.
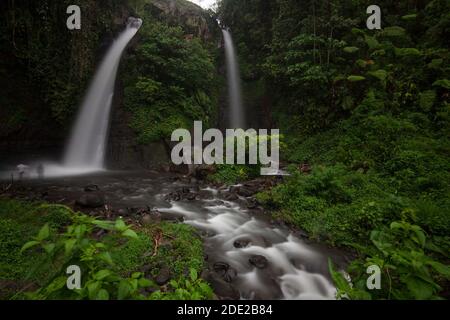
xmin=21 ymin=214 xmax=149 ymax=300
xmin=330 ymin=218 xmax=450 ymax=300
xmin=20 ymin=207 xmax=212 ymax=300
xmin=37 ymin=204 xmax=73 ymax=229
xmin=0 ymin=219 xmax=29 ymax=280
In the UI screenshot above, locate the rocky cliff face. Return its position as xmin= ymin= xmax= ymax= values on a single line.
xmin=147 ymin=0 xmax=217 ymax=41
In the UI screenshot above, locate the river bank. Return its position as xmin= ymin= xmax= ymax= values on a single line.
xmin=0 ymin=169 xmax=352 ymax=300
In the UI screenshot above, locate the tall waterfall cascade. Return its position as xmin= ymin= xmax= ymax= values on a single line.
xmin=64 ymin=17 xmax=143 ymax=169
xmin=222 ymin=29 xmax=245 ymax=129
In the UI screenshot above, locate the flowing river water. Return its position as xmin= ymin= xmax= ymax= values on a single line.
xmin=2 ymin=171 xmax=348 ymax=300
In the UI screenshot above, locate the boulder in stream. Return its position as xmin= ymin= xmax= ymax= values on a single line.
xmin=76 ymin=193 xmax=104 ymax=208
xmin=84 ymin=184 xmax=100 ymax=192
xmin=249 ymin=255 xmax=269 ymax=269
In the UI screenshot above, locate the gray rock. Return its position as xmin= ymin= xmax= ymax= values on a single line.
xmin=84 ymin=184 xmax=99 ymax=192
xmin=233 ymin=239 xmax=251 ymax=248
xmin=207 ymin=273 xmax=240 ymax=300
xmin=155 ymin=267 xmax=171 ymax=286
xmin=213 ymin=262 xmax=238 ymax=283
xmin=76 ymin=193 xmax=104 ymax=208
xmin=237 ymin=186 xmax=256 ymax=197
xmin=213 ymin=262 xmax=230 ymax=273
xmin=225 ymin=193 xmax=238 ymax=201
xmin=249 ymin=255 xmax=269 ymax=269
xmin=186 ymin=193 xmax=197 ymax=201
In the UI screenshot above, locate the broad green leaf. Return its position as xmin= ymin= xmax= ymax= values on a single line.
xmin=96 ymin=289 xmax=110 ymax=300
xmin=356 ymin=59 xmax=368 ymax=68
xmin=87 ymin=281 xmax=101 ymax=300
xmin=368 ymin=70 xmax=387 ymax=82
xmin=37 ymin=224 xmax=50 ymax=241
xmin=382 ymin=26 xmax=406 ymax=37
xmin=405 ymin=277 xmax=434 ymax=299
xmin=94 ymin=269 xmax=112 ymax=281
xmin=343 ymin=46 xmax=359 ymax=54
xmin=395 ymin=48 xmax=421 ymax=57
xmin=115 ymin=219 xmax=127 ymax=232
xmin=45 ymin=276 xmax=67 ymax=294
xmin=130 ymin=279 xmax=139 ymax=291
xmin=428 ymin=59 xmax=443 ymax=69
xmin=64 ymin=239 xmax=77 ymax=256
xmin=92 ymin=220 xmax=114 ymax=230
xmin=21 ymin=240 xmax=40 ymax=253
xmin=351 ymin=28 xmax=365 ymax=36
xmin=347 ymin=75 xmax=366 ymax=82
xmin=433 ymin=79 xmax=450 ymax=89
xmin=402 ymin=14 xmax=417 ymax=21
xmin=370 ymin=49 xmax=386 ymax=57
xmin=169 ymin=280 xmax=179 ymax=289
xmin=118 ymin=281 xmax=130 ymax=300
xmin=122 ymin=229 xmax=138 ymax=239
xmin=427 ymin=261 xmax=450 ymax=278
xmin=364 ymin=35 xmax=379 ymax=50
xmin=190 ymin=268 xmax=198 ymax=282
xmin=138 ymin=278 xmax=153 ymax=288
xmin=43 ymin=243 xmax=55 ymax=254
xmin=390 ymin=221 xmax=404 ymax=230
xmin=413 ymin=230 xmax=426 ymax=248
xmin=98 ymin=252 xmax=114 ymax=265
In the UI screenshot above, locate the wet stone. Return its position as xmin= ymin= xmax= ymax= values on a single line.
xmin=213 ymin=262 xmax=238 ymax=283
xmin=207 ymin=273 xmax=240 ymax=300
xmin=186 ymin=193 xmax=196 ymax=201
xmin=155 ymin=267 xmax=171 ymax=286
xmin=246 ymin=198 xmax=258 ymax=209
xmin=225 ymin=193 xmax=238 ymax=201
xmin=237 ymin=186 xmax=256 ymax=197
xmin=76 ymin=193 xmax=104 ymax=208
xmin=182 ymin=187 xmax=190 ymax=194
xmin=84 ymin=184 xmax=100 ymax=192
xmin=233 ymin=239 xmax=251 ymax=248
xmin=249 ymin=255 xmax=269 ymax=269
xmin=223 ymin=267 xmax=238 ymax=283
xmin=213 ymin=262 xmax=230 ymax=273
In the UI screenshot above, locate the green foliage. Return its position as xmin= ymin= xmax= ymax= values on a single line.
xmin=149 ymin=268 xmax=213 ymax=300
xmin=258 ymin=165 xmax=404 ymax=245
xmin=123 ymin=19 xmax=219 ymax=144
xmin=1 ymin=200 xmax=212 ymax=300
xmin=0 ymin=200 xmax=66 ymax=291
xmin=210 ymin=164 xmax=259 ymax=184
xmin=20 ymin=213 xmax=149 ymax=300
xmin=331 ymin=218 xmax=450 ymax=300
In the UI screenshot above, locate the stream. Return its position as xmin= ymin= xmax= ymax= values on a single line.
xmin=1 ymin=170 xmax=348 ymax=300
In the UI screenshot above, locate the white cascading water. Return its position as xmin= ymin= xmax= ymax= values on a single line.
xmin=64 ymin=17 xmax=143 ymax=170
xmin=158 ymin=188 xmax=338 ymax=300
xmin=222 ymin=29 xmax=245 ymax=129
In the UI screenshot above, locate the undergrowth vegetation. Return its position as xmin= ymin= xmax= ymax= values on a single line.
xmin=218 ymin=0 xmax=450 ymax=299
xmin=0 ymin=199 xmax=212 ymax=300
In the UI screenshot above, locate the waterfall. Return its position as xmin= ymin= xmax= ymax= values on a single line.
xmin=222 ymin=29 xmax=245 ymax=129
xmin=64 ymin=17 xmax=142 ymax=169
